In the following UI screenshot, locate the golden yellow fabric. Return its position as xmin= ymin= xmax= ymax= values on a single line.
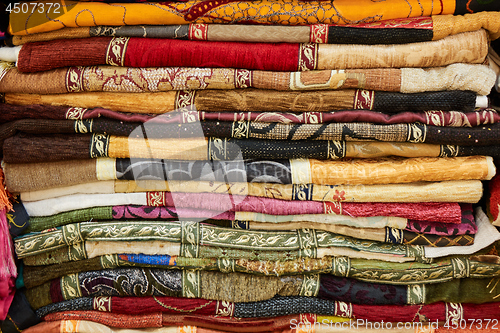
xmin=9 ymin=0 xmax=456 ymax=35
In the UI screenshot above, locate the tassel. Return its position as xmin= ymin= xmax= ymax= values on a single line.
xmin=0 ymin=166 xmax=12 ymax=212
xmin=0 ymin=208 xmax=16 ymax=280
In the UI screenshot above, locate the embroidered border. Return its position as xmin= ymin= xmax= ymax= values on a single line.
xmin=439 ymin=145 xmax=459 ymax=157
xmin=189 ymin=23 xmax=208 ymax=40
xmin=66 ymin=67 xmax=85 ymax=92
xmin=310 ymin=24 xmax=328 ymax=43
xmin=208 ymin=137 xmax=227 ymax=160
xmin=299 ymin=274 xmax=320 ymax=297
xmin=231 ymin=220 xmax=249 ymax=229
xmin=385 ymin=228 xmax=404 ymax=244
xmin=231 ymin=120 xmax=250 ymax=139
xmin=425 ymin=111 xmax=445 ymax=126
xmin=292 ymin=184 xmax=313 ymax=201
xmin=327 ymin=140 xmax=345 ymax=159
xmin=180 ymin=221 xmax=200 ymax=258
xmin=407 ymin=123 xmax=427 ymax=143
xmin=68 ymin=242 xmax=88 ymax=262
xmin=323 ymin=201 xmax=342 ymax=215
xmin=175 ymin=90 xmax=197 ymax=112
xmin=332 ymin=257 xmax=351 ymax=277
xmin=182 ymin=270 xmax=201 ymax=298
xmin=65 ymin=107 xmax=88 ymax=120
xmin=298 ymin=43 xmax=318 ymax=71
xmin=62 ymin=224 xmax=84 ymax=246
xmin=93 ymin=296 xmax=112 ymax=312
xmin=89 ymin=133 xmax=110 ymax=158
xmin=61 ymin=273 xmax=82 ymax=300
xmin=100 ymin=254 xmax=119 ymax=269
xmin=290 ymin=158 xmax=312 ymax=184
xmin=304 ymin=112 xmax=323 ymax=124
xmin=354 ymin=89 xmax=375 ymax=110
xmin=74 ymin=119 xmax=93 ymax=134
xmin=147 ymin=191 xmax=167 ymax=206
xmin=299 ymin=314 xmax=317 ymax=333
xmin=182 ymin=110 xmax=199 ymax=123
xmin=215 ymin=300 xmax=235 ymax=316
xmin=445 ymin=302 xmax=464 ymax=327
xmin=407 ymin=284 xmax=426 ymax=305
xmin=235 ymin=69 xmax=251 ymax=88
xmin=451 ymin=257 xmax=470 ymax=279
xmin=106 ymin=37 xmax=130 ymax=66
xmin=334 ymin=301 xmax=353 ymax=318
xmin=217 ymin=258 xmax=235 ymax=273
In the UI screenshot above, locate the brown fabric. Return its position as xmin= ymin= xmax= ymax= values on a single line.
xmin=0 ymin=68 xmax=67 ymax=94
xmin=11 ymin=27 xmax=91 ymax=46
xmin=433 ymin=12 xmax=500 ymax=41
xmin=4 ymin=159 xmax=97 ymax=193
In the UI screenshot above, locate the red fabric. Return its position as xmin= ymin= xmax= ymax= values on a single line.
xmin=488 ymin=173 xmax=500 ymax=222
xmin=17 ymin=37 xmax=109 ymax=73
xmin=111 ymin=296 xmax=218 ymax=315
xmin=124 ymin=38 xmax=300 ymax=71
xmin=43 ymin=311 xmax=163 ymax=328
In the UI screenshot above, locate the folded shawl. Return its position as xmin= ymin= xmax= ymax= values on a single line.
xmin=1 ymin=103 xmax=499 ymax=128
xmin=13 ymin=30 xmax=489 ymax=73
xmin=4 ymin=133 xmax=500 ymax=163
xmin=8 ymin=12 xmax=500 ymax=45
xmin=0 ymin=63 xmax=494 ymax=95
xmin=2 ymin=89 xmax=481 ymax=113
xmin=8 ymin=0 xmax=500 ymax=35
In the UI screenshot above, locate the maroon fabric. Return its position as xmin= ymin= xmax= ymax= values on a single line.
xmin=124 ymin=38 xmax=299 ymax=71
xmin=17 ymin=37 xmax=109 ymax=73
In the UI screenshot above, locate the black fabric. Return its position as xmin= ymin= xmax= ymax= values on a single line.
xmin=373 ymin=90 xmax=477 ymax=113
xmin=115 ymin=159 xmax=292 ymax=184
xmin=454 ymin=0 xmax=500 ymax=14
xmin=7 ymin=198 xmax=29 ymax=237
xmin=234 ymin=295 xmax=337 ymax=318
xmin=1 ymin=291 xmax=40 ymax=333
xmin=89 ymin=25 xmax=190 ymax=39
xmin=35 ymin=297 xmax=93 ymax=318
xmin=318 ymin=275 xmax=406 ymax=305
xmin=327 ymin=26 xmax=432 ymax=44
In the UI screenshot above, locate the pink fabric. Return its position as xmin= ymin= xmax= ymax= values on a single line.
xmin=0 ymin=209 xmax=16 ymax=320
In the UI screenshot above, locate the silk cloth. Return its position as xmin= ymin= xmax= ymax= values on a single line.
xmin=4 ymin=133 xmax=500 ymax=164
xmin=3 ymin=89 xmax=480 ymax=114
xmin=0 ymin=62 xmax=494 ymax=95
xmin=14 ymin=30 xmax=489 ymax=73
xmin=1 ymin=103 xmax=498 ymax=128
xmin=8 ymin=0 xmax=500 ymax=35
xmin=8 ymin=12 xmax=500 ymax=45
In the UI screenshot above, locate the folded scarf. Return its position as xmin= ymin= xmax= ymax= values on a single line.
xmin=23 ymin=203 xmax=474 ymax=235
xmin=12 ymin=30 xmax=488 ymax=73
xmin=4 ymin=133 xmax=499 ymax=164
xmin=8 ymin=0 xmax=500 ymax=35
xmin=0 ymin=63 xmax=494 ymax=95
xmin=8 ymin=12 xmax=500 ymax=45
xmin=2 ymin=89 xmax=482 ymax=113
xmin=3 ymin=156 xmax=490 ymax=196
xmin=1 ymin=103 xmax=499 ymax=128
xmin=17 ymin=181 xmax=484 ymax=218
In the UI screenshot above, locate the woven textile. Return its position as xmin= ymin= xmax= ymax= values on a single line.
xmin=2 ymin=103 xmax=498 ymax=127
xmin=8 ymin=0 xmax=500 ymax=35
xmin=5 ymin=133 xmax=500 ymax=163
xmin=3 ymin=89 xmax=480 ymax=113
xmin=0 ymin=63 xmax=494 ymax=95
xmin=14 ymin=31 xmax=488 ymax=73
xmin=8 ymin=12 xmax=500 ymax=45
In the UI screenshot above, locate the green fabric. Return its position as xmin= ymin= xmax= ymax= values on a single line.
xmin=15 ymin=220 xmax=425 ymax=261
xmin=26 ymin=206 xmax=114 ymax=233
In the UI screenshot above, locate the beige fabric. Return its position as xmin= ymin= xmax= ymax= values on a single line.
xmin=21 ymin=181 xmax=115 ymax=202
xmin=60 ymin=320 xmax=178 ymax=333
xmin=433 ymin=11 xmax=500 ymax=41
xmin=86 ymin=241 xmax=181 ymax=260
xmin=400 ymin=63 xmax=495 ymax=95
xmin=317 ymin=30 xmax=488 ymax=70
xmin=236 ymin=211 xmax=406 ymax=229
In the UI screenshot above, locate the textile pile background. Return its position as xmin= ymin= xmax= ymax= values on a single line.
xmin=1 ymin=0 xmax=500 ymax=332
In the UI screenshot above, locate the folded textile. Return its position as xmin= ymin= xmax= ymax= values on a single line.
xmin=17 ymin=180 xmax=484 ymax=217
xmin=8 ymin=0 xmax=500 ymax=35
xmin=488 ymin=173 xmax=500 ymax=227
xmin=12 ymin=31 xmax=488 ymax=73
xmin=0 ymin=63 xmax=494 ymax=95
xmin=4 ymin=133 xmax=499 ymax=164
xmin=2 ymin=89 xmax=482 ymax=113
xmin=23 ymin=203 xmax=474 ymax=235
xmin=1 ymin=103 xmax=499 ymax=128
xmin=8 ymin=12 xmax=500 ymax=45
xmin=3 ymin=157 xmax=490 ymax=194
xmin=13 ymin=220 xmax=427 ymax=260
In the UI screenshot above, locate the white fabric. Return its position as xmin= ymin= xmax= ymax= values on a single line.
xmin=23 ymin=193 xmax=147 ymax=216
xmin=424 ymin=207 xmax=500 ymax=258
xmin=0 ymin=47 xmax=21 ymax=63
xmin=21 ymin=181 xmax=115 ymax=202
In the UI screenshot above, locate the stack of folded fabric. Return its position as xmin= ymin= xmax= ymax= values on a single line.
xmin=1 ymin=1 xmax=500 ymax=332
